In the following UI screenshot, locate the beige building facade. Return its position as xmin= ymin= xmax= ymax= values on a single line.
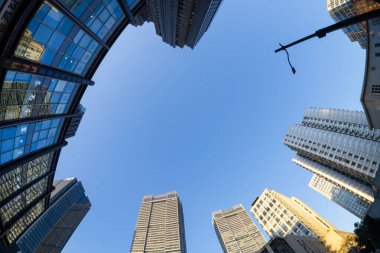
xmin=212 ymin=204 xmax=266 ymax=253
xmin=251 ymin=189 xmax=355 ymax=252
xmin=131 ymin=192 xmax=186 ymax=253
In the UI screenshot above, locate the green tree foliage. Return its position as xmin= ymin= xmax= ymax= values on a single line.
xmin=354 ymin=221 xmax=375 ymax=253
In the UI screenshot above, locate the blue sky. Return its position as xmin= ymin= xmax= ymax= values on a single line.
xmin=55 ymin=0 xmax=365 ymax=252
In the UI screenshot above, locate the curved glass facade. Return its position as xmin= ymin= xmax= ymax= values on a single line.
xmin=0 ymin=153 xmax=54 ymax=202
xmin=6 ymin=199 xmax=46 ymax=243
xmin=0 ymin=176 xmax=48 ymax=225
xmin=15 ymin=2 xmax=100 ymax=75
xmin=59 ymin=0 xmax=124 ymax=41
xmin=0 ymin=119 xmax=62 ymax=165
xmin=1 ymin=71 xmax=79 ymax=121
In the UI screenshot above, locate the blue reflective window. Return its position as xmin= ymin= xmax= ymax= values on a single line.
xmin=34 ymin=24 xmax=53 ymax=44
xmin=0 ymin=119 xmax=62 ymax=165
xmin=59 ymin=0 xmax=124 ymax=41
xmin=44 ymin=7 xmax=63 ymax=28
xmin=0 ymin=71 xmax=79 ymax=121
xmin=15 ymin=2 xmax=100 ymax=75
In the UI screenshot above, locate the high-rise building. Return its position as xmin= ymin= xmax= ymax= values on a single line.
xmin=251 ymin=189 xmax=354 ymax=252
xmin=0 ymin=0 xmax=222 ymax=251
xmin=259 ymin=234 xmax=328 ymax=253
xmin=212 ymin=204 xmax=266 ymax=253
xmin=251 ymin=189 xmax=333 ymax=239
xmin=309 ymin=174 xmax=371 ymax=219
xmin=284 ymin=108 xmax=379 ymax=219
xmin=139 ymin=0 xmax=223 ymax=48
xmin=327 ymin=0 xmax=380 ymax=48
xmin=130 ymin=191 xmax=186 ymax=253
xmin=15 ymin=178 xmax=91 ymax=253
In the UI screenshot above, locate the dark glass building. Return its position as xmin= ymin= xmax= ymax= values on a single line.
xmin=15 ymin=178 xmax=91 ymax=253
xmin=0 ymin=0 xmax=222 ymax=251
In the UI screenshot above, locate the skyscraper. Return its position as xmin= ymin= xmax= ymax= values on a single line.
xmin=15 ymin=178 xmax=91 ymax=253
xmin=138 ymin=0 xmax=223 ymax=48
xmin=130 ymin=191 xmax=186 ymax=253
xmin=309 ymin=174 xmax=371 ymax=219
xmin=212 ymin=204 xmax=266 ymax=253
xmin=0 ymin=0 xmax=222 ymax=250
xmin=327 ymin=0 xmax=380 ymax=48
xmin=284 ymin=108 xmax=379 ymax=219
xmin=250 ymin=189 xmax=355 ymax=252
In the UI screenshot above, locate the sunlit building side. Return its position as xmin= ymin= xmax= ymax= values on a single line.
xmin=284 ymin=108 xmax=379 ymax=219
xmin=212 ymin=204 xmax=266 ymax=253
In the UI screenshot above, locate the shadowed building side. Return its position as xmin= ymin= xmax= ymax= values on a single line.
xmin=15 ymin=178 xmax=91 ymax=253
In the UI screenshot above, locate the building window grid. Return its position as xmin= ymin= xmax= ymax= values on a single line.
xmin=6 ymin=199 xmax=45 ymax=243
xmin=285 ymin=126 xmax=380 ymax=181
xmin=15 ymin=2 xmax=100 ymax=75
xmin=0 ymin=153 xmax=53 ymax=202
xmin=0 ymin=119 xmax=62 ymax=165
xmin=0 ymin=71 xmax=79 ymax=121
xmin=0 ymin=177 xmax=48 ymax=225
xmin=59 ymin=0 xmax=124 ymax=41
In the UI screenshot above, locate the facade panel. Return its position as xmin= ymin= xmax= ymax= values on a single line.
xmin=212 ymin=204 xmax=266 ymax=253
xmin=309 ymin=174 xmax=370 ymax=219
xmin=131 ymin=191 xmax=186 ymax=253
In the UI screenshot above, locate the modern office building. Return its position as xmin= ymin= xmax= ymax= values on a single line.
xmin=251 ymin=189 xmax=354 ymax=252
xmin=259 ymin=234 xmax=328 ymax=253
xmin=0 ymin=0 xmax=222 ymax=251
xmin=130 ymin=191 xmax=186 ymax=253
xmin=327 ymin=0 xmax=380 ymax=48
xmin=15 ymin=178 xmax=91 ymax=253
xmin=309 ymin=174 xmax=371 ymax=219
xmin=140 ymin=0 xmax=223 ymax=48
xmin=212 ymin=204 xmax=266 ymax=253
xmin=284 ymin=108 xmax=379 ymax=219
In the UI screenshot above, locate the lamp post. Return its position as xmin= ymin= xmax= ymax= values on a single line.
xmin=275 ymin=8 xmax=380 ymax=53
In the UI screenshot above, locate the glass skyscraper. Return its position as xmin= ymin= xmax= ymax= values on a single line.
xmin=284 ymin=108 xmax=379 ymax=219
xmin=0 ymin=0 xmax=222 ymax=251
xmin=130 ymin=192 xmax=187 ymax=253
xmin=15 ymin=178 xmax=91 ymax=253
xmin=212 ymin=204 xmax=266 ymax=253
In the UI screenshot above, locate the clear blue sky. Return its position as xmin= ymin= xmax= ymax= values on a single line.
xmin=55 ymin=0 xmax=365 ymax=252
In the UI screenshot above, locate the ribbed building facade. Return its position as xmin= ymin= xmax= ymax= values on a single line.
xmin=0 ymin=0 xmax=222 ymax=251
xmin=284 ymin=108 xmax=379 ymax=219
xmin=15 ymin=178 xmax=91 ymax=253
xmin=212 ymin=204 xmax=266 ymax=253
xmin=327 ymin=0 xmax=380 ymax=48
xmin=130 ymin=192 xmax=186 ymax=253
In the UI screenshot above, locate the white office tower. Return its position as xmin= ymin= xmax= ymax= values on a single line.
xmin=284 ymin=108 xmax=380 ymax=219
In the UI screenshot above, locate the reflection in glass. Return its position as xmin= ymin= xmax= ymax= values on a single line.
xmin=0 ymin=119 xmax=62 ymax=165
xmin=15 ymin=2 xmax=100 ymax=75
xmin=0 ymin=71 xmax=79 ymax=121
